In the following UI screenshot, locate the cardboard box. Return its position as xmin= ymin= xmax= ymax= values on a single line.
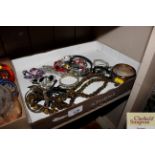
xmin=0 ymin=58 xmax=29 ymax=129
xmin=12 ymin=41 xmax=140 ymax=128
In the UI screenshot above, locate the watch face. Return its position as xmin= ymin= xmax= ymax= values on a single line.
xmin=112 ymin=64 xmax=136 ymax=78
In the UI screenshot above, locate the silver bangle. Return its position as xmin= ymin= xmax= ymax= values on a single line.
xmin=93 ymin=59 xmax=109 ymax=68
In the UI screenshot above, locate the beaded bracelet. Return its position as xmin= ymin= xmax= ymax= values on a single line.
xmin=23 ymin=68 xmax=45 ymax=80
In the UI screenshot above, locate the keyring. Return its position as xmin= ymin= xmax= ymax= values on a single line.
xmin=0 ymin=64 xmax=15 ymax=82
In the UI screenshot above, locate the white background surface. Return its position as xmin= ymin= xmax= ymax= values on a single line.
xmin=12 ymin=41 xmax=139 ymax=123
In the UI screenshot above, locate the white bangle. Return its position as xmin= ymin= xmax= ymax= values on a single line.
xmin=59 ymin=72 xmax=79 ymax=89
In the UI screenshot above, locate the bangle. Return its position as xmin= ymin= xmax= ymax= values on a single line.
xmin=112 ymin=64 xmax=136 ymax=78
xmin=0 ymin=64 xmax=15 ymax=82
xmin=53 ymin=60 xmax=69 ymax=73
xmin=93 ymin=59 xmax=109 ymax=68
xmin=59 ymin=72 xmax=79 ymax=89
xmin=93 ymin=66 xmax=111 ymax=78
xmin=25 ymin=84 xmax=69 ymax=114
xmin=70 ymin=55 xmax=93 ymax=76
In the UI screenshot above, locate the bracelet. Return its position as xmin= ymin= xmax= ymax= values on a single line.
xmin=25 ymin=84 xmax=69 ymax=114
xmin=23 ymin=68 xmax=45 ymax=80
xmin=93 ymin=59 xmax=109 ymax=68
xmin=93 ymin=66 xmax=111 ymax=78
xmin=53 ymin=60 xmax=69 ymax=73
xmin=111 ymin=63 xmax=136 ymax=84
xmin=70 ymin=55 xmax=93 ymax=76
xmin=59 ymin=72 xmax=79 ymax=89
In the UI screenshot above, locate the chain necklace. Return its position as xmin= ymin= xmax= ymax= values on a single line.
xmin=66 ymin=73 xmax=111 ymax=104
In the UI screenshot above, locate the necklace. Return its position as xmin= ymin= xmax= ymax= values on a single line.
xmin=66 ymin=74 xmax=111 ymax=104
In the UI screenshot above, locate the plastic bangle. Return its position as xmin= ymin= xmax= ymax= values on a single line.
xmin=70 ymin=55 xmax=93 ymax=76
xmin=59 ymin=72 xmax=79 ymax=89
xmin=0 ymin=64 xmax=15 ymax=82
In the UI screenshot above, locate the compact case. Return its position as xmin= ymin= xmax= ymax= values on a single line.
xmin=12 ymin=41 xmax=140 ymax=128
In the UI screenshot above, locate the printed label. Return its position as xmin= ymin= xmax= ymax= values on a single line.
xmin=52 ymin=115 xmax=67 ymax=122
xmin=68 ymin=106 xmax=83 ymax=117
xmin=127 ymin=113 xmax=155 ymax=129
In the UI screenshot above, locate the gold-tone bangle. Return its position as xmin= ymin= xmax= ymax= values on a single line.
xmin=112 ymin=64 xmax=136 ymax=78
